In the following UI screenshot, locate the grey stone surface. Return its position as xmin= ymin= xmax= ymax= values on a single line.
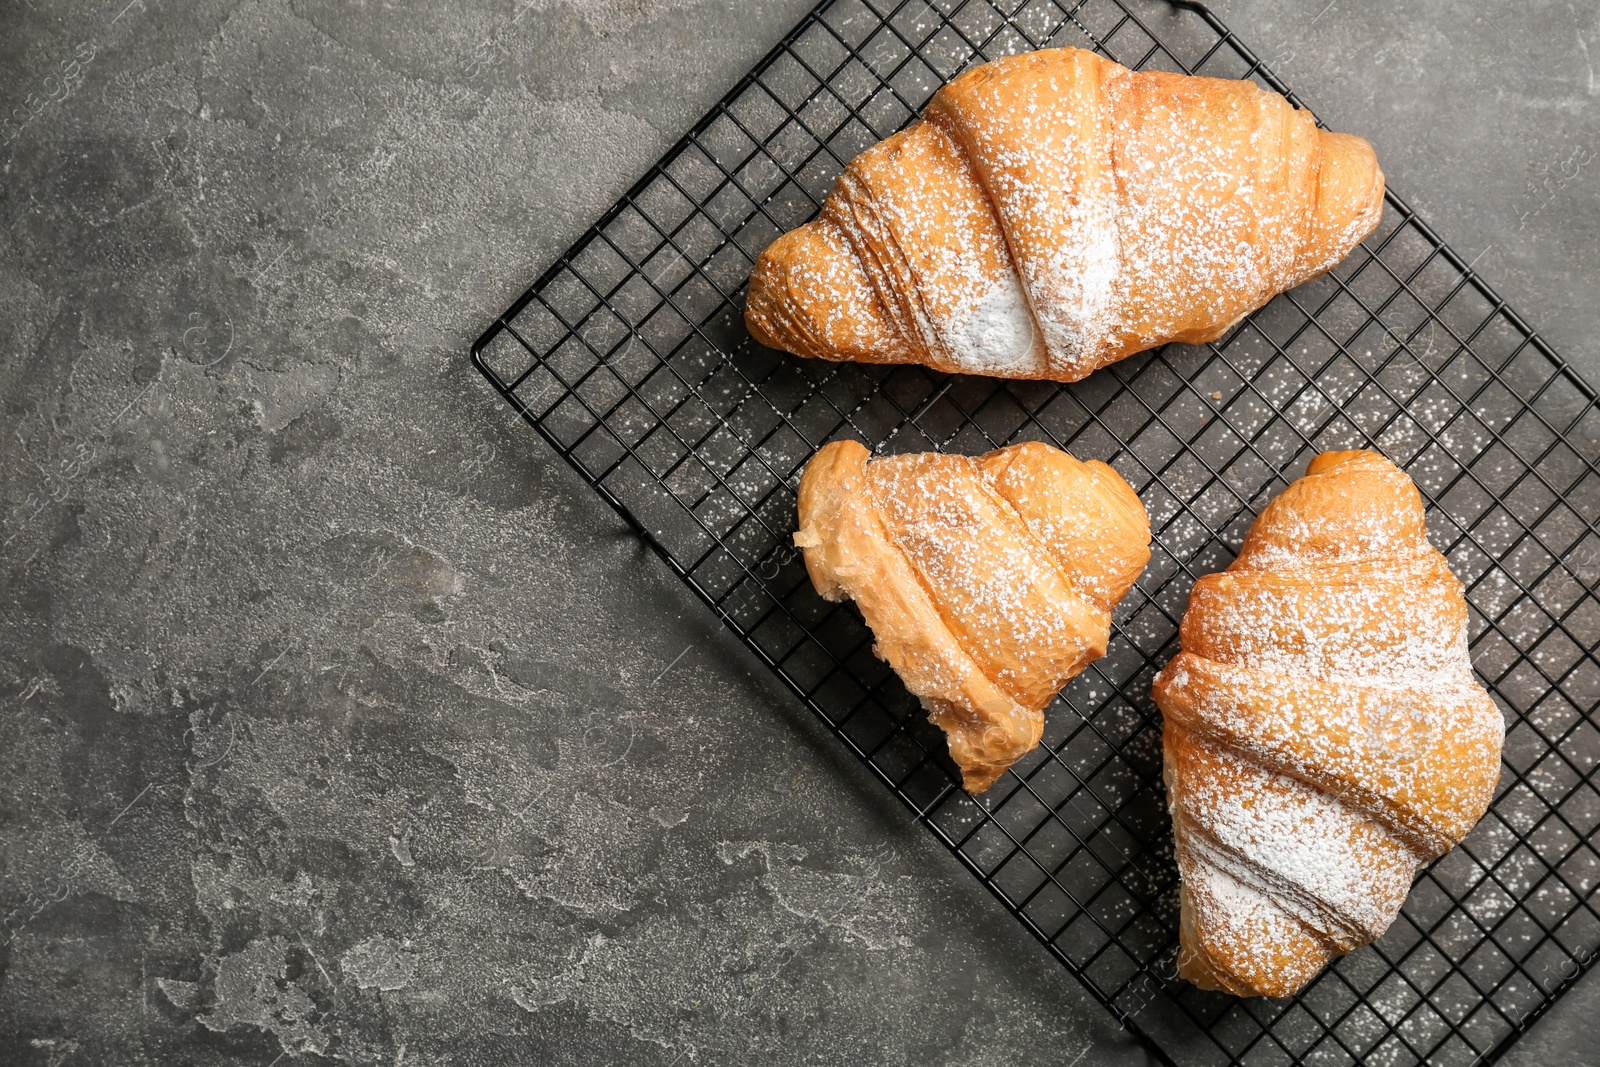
xmin=0 ymin=2 xmax=1593 ymax=1066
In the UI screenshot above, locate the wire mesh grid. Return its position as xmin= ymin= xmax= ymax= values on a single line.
xmin=470 ymin=1 xmax=1600 ymax=1063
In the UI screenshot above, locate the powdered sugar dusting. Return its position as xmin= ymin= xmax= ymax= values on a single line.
xmin=868 ymin=451 xmax=1106 ymax=710
xmin=1153 ymin=451 xmax=1505 ymax=997
xmin=793 ymin=440 xmax=1149 ymax=792
xmin=1177 ymin=735 xmax=1421 ymax=948
xmin=941 ymin=274 xmax=1037 ymax=374
xmin=745 ymin=47 xmax=1384 ymax=383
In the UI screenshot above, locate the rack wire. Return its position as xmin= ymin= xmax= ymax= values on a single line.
xmin=470 ymin=1 xmax=1600 ymax=1062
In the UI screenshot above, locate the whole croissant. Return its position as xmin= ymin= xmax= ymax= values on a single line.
xmin=794 ymin=439 xmax=1150 ymax=792
xmin=1151 ymin=451 xmax=1504 ymax=997
xmin=746 ymin=47 xmax=1384 ymax=383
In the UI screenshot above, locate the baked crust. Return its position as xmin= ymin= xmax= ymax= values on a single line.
xmin=746 ymin=47 xmax=1384 ymax=382
xmin=795 ymin=439 xmax=1151 ymax=791
xmin=1152 ymin=451 xmax=1504 ymax=997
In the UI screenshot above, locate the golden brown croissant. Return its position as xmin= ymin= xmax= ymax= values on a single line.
xmin=746 ymin=47 xmax=1384 ymax=383
xmin=1151 ymin=450 xmax=1504 ymax=997
xmin=794 ymin=439 xmax=1150 ymax=792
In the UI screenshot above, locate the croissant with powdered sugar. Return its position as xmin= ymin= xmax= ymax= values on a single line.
xmin=793 ymin=439 xmax=1150 ymax=793
xmin=746 ymin=46 xmax=1384 ymax=383
xmin=1152 ymin=450 xmax=1504 ymax=997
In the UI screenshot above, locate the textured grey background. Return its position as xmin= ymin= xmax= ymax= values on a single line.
xmin=0 ymin=1 xmax=1595 ymax=1065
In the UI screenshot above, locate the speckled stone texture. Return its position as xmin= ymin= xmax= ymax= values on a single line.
xmin=0 ymin=1 xmax=1594 ymax=1065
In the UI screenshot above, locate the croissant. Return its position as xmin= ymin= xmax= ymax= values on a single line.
xmin=746 ymin=46 xmax=1384 ymax=383
xmin=794 ymin=439 xmax=1150 ymax=792
xmin=1151 ymin=451 xmax=1504 ymax=997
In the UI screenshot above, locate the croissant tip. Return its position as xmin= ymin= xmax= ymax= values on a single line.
xmin=960 ymin=766 xmax=1005 ymax=794
xmin=1304 ymin=448 xmax=1387 ymax=476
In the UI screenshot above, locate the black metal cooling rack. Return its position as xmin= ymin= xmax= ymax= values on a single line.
xmin=470 ymin=1 xmax=1600 ymax=1062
